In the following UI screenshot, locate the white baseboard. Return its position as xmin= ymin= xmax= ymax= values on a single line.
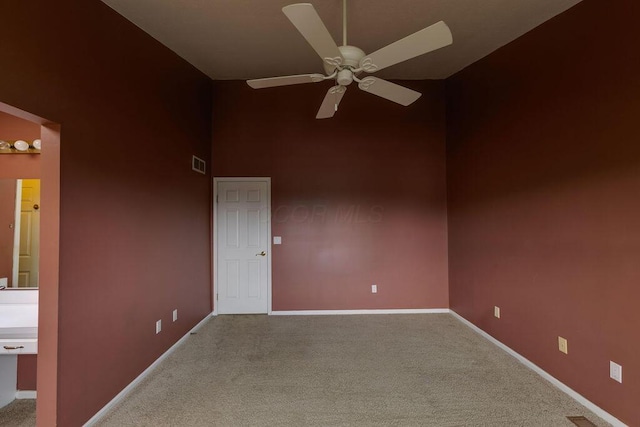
xmin=15 ymin=390 xmax=36 ymax=399
xmin=449 ymin=311 xmax=627 ymax=427
xmin=83 ymin=313 xmax=213 ymax=426
xmin=271 ymin=308 xmax=450 ymax=316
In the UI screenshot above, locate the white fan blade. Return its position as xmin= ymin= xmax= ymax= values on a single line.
xmin=247 ymin=74 xmax=325 ymax=89
xmin=360 ymin=21 xmax=452 ymax=73
xmin=316 ymin=86 xmax=347 ymax=119
xmin=283 ymin=4 xmax=343 ymax=68
xmin=357 ymin=77 xmax=421 ymax=106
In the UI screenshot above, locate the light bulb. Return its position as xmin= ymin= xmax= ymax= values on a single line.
xmin=14 ymin=140 xmax=29 ymax=152
xmin=33 ymin=139 xmax=42 ymax=150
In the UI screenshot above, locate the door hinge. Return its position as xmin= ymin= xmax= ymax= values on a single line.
xmin=216 ymin=195 xmax=219 ymax=203
xmin=216 ymin=293 xmax=218 ymax=301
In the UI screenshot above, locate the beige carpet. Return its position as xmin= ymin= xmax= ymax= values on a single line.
xmin=90 ymin=314 xmax=610 ymax=427
xmin=0 ymin=399 xmax=36 ymax=426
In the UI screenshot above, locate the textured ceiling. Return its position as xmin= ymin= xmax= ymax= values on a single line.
xmin=101 ymin=0 xmax=582 ymax=80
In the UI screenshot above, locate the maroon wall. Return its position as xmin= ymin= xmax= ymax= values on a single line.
xmin=446 ymin=0 xmax=639 ymax=424
xmin=213 ymin=81 xmax=448 ymax=310
xmin=1 ymin=1 xmax=212 ymax=425
xmin=0 ymin=111 xmax=41 ymax=140
xmin=17 ymin=355 xmax=37 ymax=391
xmin=0 ymin=111 xmax=41 ymax=180
xmin=0 ymin=156 xmax=41 ymax=179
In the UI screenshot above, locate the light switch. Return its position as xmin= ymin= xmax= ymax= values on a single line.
xmin=0 ymin=278 xmax=7 ymax=288
xmin=273 ymin=236 xmax=282 ymax=245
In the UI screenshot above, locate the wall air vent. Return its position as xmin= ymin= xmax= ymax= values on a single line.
xmin=192 ymin=155 xmax=206 ymax=175
xmin=566 ymin=416 xmax=597 ymax=427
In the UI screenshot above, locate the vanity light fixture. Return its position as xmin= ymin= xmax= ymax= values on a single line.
xmin=0 ymin=139 xmax=42 ymax=153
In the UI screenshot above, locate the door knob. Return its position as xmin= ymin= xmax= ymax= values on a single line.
xmin=256 ymin=251 xmax=266 ymax=256
xmin=33 ymin=204 xmax=40 ymax=211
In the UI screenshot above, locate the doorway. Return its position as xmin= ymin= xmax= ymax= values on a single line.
xmin=213 ymin=178 xmax=272 ymax=314
xmin=0 ymin=101 xmax=61 ymax=423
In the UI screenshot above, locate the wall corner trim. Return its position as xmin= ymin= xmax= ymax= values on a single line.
xmin=271 ymin=309 xmax=450 ymax=316
xmin=83 ymin=313 xmax=213 ymax=426
xmin=15 ymin=390 xmax=36 ymax=399
xmin=449 ymin=311 xmax=628 ymax=427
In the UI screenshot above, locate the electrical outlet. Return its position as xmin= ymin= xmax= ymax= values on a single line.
xmin=155 ymin=320 xmax=162 ymax=334
xmin=558 ymin=336 xmax=568 ymax=354
xmin=494 ymin=306 xmax=500 ymax=318
xmin=371 ymin=284 xmax=377 ymax=294
xmin=173 ymin=309 xmax=178 ymax=322
xmin=610 ymin=361 xmax=622 ymax=383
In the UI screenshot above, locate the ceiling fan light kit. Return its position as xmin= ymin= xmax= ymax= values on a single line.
xmin=246 ymin=0 xmax=453 ymax=119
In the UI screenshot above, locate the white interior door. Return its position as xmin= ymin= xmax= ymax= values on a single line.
xmin=18 ymin=179 xmax=40 ymax=288
xmin=216 ymin=180 xmax=270 ymax=314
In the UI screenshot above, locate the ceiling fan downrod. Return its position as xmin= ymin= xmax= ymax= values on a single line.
xmin=342 ymin=0 xmax=348 ymax=47
xmin=335 ymin=0 xmax=354 ymax=87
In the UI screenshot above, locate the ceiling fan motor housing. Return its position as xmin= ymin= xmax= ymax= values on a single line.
xmin=324 ymin=45 xmax=366 ymax=80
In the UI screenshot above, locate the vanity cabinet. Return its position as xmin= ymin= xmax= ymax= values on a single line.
xmin=0 ymin=290 xmax=37 ymax=407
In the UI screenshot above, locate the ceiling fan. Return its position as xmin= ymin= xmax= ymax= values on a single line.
xmin=247 ymin=0 xmax=453 ymax=119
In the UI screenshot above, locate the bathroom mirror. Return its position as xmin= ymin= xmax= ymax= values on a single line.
xmin=0 ymin=178 xmax=39 ymax=288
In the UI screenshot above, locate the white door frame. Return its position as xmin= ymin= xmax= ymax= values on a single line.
xmin=11 ymin=179 xmax=22 ymax=288
xmin=213 ymin=177 xmax=272 ymax=315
